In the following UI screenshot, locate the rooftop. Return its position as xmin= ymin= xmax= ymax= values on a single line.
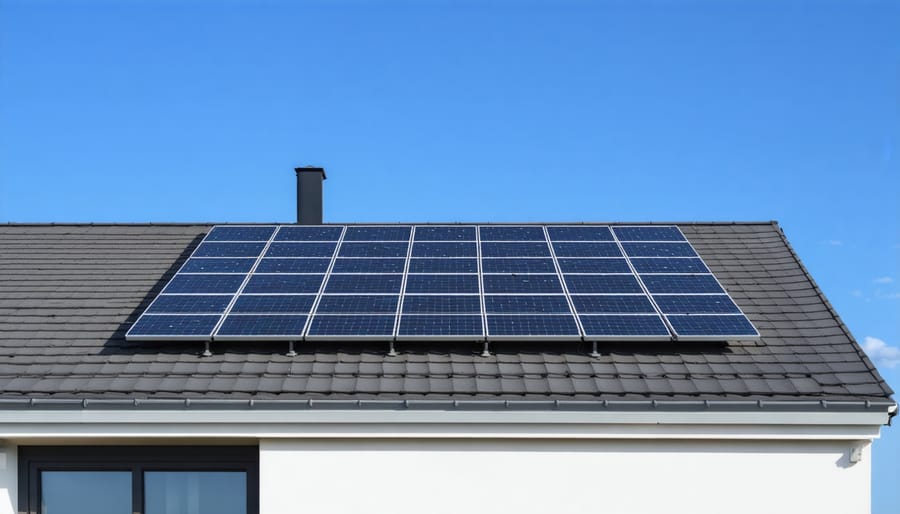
xmin=0 ymin=221 xmax=892 ymax=410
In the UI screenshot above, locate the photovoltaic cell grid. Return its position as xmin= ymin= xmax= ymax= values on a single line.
xmin=126 ymin=225 xmax=760 ymax=342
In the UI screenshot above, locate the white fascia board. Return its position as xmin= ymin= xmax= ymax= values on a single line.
xmin=0 ymin=409 xmax=889 ymax=442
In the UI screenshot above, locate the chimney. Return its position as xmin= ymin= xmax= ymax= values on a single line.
xmin=295 ymin=166 xmax=326 ymax=225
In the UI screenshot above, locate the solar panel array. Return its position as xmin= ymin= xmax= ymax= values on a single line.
xmin=126 ymin=225 xmax=760 ymax=343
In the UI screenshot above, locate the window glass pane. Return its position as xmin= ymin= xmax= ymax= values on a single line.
xmin=145 ymin=471 xmax=246 ymax=514
xmin=41 ymin=471 xmax=131 ymax=514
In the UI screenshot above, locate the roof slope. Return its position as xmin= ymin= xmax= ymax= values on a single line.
xmin=0 ymin=222 xmax=892 ymax=403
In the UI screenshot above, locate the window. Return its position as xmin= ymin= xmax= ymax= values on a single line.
xmin=18 ymin=446 xmax=258 ymax=514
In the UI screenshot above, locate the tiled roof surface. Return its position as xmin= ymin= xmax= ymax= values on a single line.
xmin=0 ymin=223 xmax=892 ymax=402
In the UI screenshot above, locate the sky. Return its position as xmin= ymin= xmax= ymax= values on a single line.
xmin=1 ymin=0 xmax=898 ymax=510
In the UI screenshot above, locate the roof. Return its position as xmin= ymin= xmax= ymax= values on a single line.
xmin=0 ymin=222 xmax=893 ymax=409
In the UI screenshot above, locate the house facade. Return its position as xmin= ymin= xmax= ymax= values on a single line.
xmin=0 ymin=175 xmax=893 ymax=513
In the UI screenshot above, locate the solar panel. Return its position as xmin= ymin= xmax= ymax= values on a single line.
xmin=128 ymin=314 xmax=220 ymax=339
xmin=481 ymin=242 xmax=550 ymax=257
xmin=630 ymin=258 xmax=709 ymax=274
xmin=570 ymin=295 xmax=656 ymax=314
xmin=640 ymin=274 xmax=724 ymax=294
xmin=482 ymin=274 xmax=563 ymax=294
xmin=194 ymin=243 xmax=266 ymax=258
xmin=414 ymin=226 xmax=476 ymax=241
xmin=332 ymin=258 xmax=406 ymax=273
xmin=324 ymin=274 xmax=403 ymax=294
xmin=580 ymin=315 xmax=669 ymax=338
xmin=146 ymin=295 xmax=232 ymax=314
xmin=216 ymin=314 xmax=307 ymax=338
xmin=244 ymin=275 xmax=324 ymax=294
xmin=408 ymin=258 xmax=478 ymax=273
xmin=398 ymin=315 xmax=483 ymax=338
xmin=127 ymin=224 xmax=760 ymax=344
xmin=552 ymin=243 xmax=622 ymax=258
xmin=621 ymin=242 xmax=697 ymax=258
xmin=405 ymin=274 xmax=479 ymax=294
xmin=255 ymin=258 xmax=331 ymax=273
xmin=402 ymin=295 xmax=481 ymax=314
xmin=563 ymin=275 xmax=642 ymax=294
xmin=484 ymin=295 xmax=571 ymax=313
xmin=205 ymin=226 xmax=276 ymax=241
xmin=307 ymin=315 xmax=395 ymax=339
xmin=557 ymin=258 xmax=631 ymax=274
xmin=481 ymin=258 xmax=556 ymax=274
xmin=613 ymin=226 xmax=685 ymax=242
xmin=547 ymin=226 xmax=614 ymax=241
xmin=653 ymin=294 xmax=740 ymax=314
xmin=275 ymin=226 xmax=342 ymax=241
xmin=486 ymin=315 xmax=580 ymax=339
xmin=338 ymin=242 xmax=408 ymax=257
xmin=479 ymin=226 xmax=546 ymax=241
xmin=230 ymin=295 xmax=316 ymax=313
xmin=181 ymin=258 xmax=256 ymax=273
xmin=266 ymin=243 xmax=337 ymax=257
xmin=162 ymin=275 xmax=245 ymax=294
xmin=344 ymin=226 xmax=411 ymax=241
xmin=316 ymin=295 xmax=399 ymax=313
xmin=667 ymin=314 xmax=759 ymax=338
xmin=412 ymin=242 xmax=477 ymax=257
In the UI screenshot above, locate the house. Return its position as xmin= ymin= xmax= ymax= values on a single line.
xmin=0 ymin=168 xmax=894 ymax=514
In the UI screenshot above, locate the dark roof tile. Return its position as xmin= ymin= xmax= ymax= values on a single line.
xmin=0 ymin=223 xmax=890 ymax=403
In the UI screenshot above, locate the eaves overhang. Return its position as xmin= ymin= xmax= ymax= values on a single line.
xmin=0 ymin=398 xmax=893 ymax=442
xmin=0 ymin=397 xmax=894 ymax=413
xmin=0 ymin=398 xmax=893 ymax=425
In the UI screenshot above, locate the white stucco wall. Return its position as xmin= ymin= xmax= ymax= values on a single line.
xmin=0 ymin=407 xmax=887 ymax=514
xmin=260 ymin=438 xmax=871 ymax=514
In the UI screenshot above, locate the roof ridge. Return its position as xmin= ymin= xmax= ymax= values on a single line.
xmin=3 ymin=221 xmax=782 ymax=227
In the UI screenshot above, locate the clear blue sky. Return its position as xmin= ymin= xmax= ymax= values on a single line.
xmin=1 ymin=0 xmax=898 ymax=510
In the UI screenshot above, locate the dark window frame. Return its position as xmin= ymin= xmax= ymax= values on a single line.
xmin=18 ymin=446 xmax=259 ymax=514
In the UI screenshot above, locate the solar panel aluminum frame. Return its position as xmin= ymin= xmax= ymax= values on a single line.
xmin=213 ymin=314 xmax=309 ymax=341
xmin=481 ymin=227 xmax=581 ymax=342
xmin=128 ymin=223 xmax=761 ymax=345
xmin=395 ymin=317 xmax=485 ymax=341
xmin=211 ymin=226 xmax=309 ymax=342
xmin=665 ymin=314 xmax=760 ymax=341
xmin=395 ymin=226 xmax=485 ymax=341
xmin=577 ymin=313 xmax=672 ymax=342
xmin=615 ymin=225 xmax=760 ymax=341
xmin=304 ymin=316 xmax=398 ymax=341
xmin=125 ymin=225 xmax=278 ymax=342
xmin=551 ymin=225 xmax=671 ymax=343
xmin=127 ymin=313 xmax=223 ymax=341
xmin=204 ymin=225 xmax=340 ymax=342
xmin=303 ymin=225 xmax=407 ymax=342
xmin=484 ymin=315 xmax=582 ymax=342
xmin=259 ymin=227 xmax=346 ymax=345
xmin=541 ymin=225 xmax=587 ymax=340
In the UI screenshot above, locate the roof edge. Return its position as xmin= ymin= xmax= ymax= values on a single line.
xmin=2 ymin=221 xmax=782 ymax=227
xmin=0 ymin=398 xmax=894 ymax=415
xmin=774 ymin=224 xmax=895 ymax=398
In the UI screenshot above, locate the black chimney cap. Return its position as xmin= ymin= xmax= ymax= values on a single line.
xmin=295 ymin=166 xmax=327 ymax=179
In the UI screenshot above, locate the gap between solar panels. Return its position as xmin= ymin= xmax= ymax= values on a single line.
xmin=125 ymin=224 xmax=759 ymax=356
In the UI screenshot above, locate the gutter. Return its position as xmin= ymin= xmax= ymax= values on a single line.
xmin=0 ymin=399 xmax=892 ymax=440
xmin=0 ymin=397 xmax=893 ymax=415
